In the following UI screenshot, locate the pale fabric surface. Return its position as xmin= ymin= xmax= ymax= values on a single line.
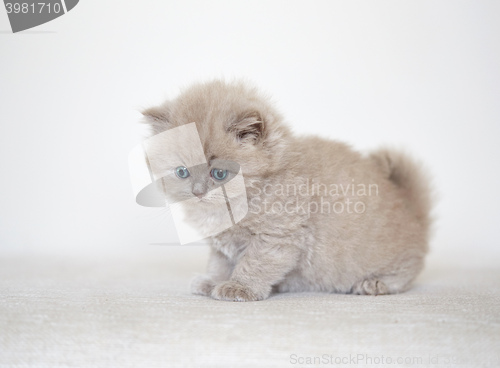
xmin=1 ymin=247 xmax=499 ymax=368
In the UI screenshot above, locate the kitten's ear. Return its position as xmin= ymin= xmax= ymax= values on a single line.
xmin=230 ymin=111 xmax=266 ymax=145
xmin=141 ymin=104 xmax=171 ymax=135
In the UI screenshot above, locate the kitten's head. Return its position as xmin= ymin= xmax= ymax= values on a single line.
xmin=141 ymin=80 xmax=290 ymax=205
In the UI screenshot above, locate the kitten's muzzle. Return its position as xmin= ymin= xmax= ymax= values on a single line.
xmin=192 ymin=182 xmax=207 ymax=198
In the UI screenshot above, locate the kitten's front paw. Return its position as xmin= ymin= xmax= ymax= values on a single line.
xmin=211 ymin=281 xmax=264 ymax=302
xmin=191 ymin=275 xmax=215 ymax=296
xmin=352 ymin=279 xmax=389 ymax=295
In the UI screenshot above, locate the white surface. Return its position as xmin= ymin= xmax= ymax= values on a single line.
xmin=0 ymin=248 xmax=499 ymax=367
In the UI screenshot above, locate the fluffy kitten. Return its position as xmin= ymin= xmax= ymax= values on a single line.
xmin=142 ymin=80 xmax=432 ymax=301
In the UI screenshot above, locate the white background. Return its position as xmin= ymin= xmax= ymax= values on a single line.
xmin=0 ymin=1 xmax=499 ymax=266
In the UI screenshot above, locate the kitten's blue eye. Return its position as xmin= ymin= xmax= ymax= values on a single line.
xmin=211 ymin=168 xmax=228 ymax=181
xmin=175 ymin=166 xmax=190 ymax=179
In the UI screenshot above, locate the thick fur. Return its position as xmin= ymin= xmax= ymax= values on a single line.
xmin=142 ymin=80 xmax=433 ymax=301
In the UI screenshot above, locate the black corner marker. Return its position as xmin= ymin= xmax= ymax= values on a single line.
xmin=64 ymin=0 xmax=78 ymax=12
xmin=4 ymin=0 xmax=79 ymax=33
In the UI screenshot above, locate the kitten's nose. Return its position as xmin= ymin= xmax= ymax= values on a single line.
xmin=192 ymin=183 xmax=206 ymax=198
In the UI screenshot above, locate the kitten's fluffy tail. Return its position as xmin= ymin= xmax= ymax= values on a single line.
xmin=370 ymin=148 xmax=433 ymax=228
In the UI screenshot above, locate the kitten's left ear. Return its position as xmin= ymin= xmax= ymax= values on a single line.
xmin=141 ymin=104 xmax=171 ymax=134
xmin=230 ymin=111 xmax=266 ymax=145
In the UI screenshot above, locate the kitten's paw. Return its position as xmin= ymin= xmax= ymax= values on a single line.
xmin=211 ymin=281 xmax=264 ymax=302
xmin=352 ymin=279 xmax=389 ymax=296
xmin=191 ymin=275 xmax=215 ymax=296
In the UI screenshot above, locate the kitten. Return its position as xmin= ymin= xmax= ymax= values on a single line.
xmin=141 ymin=80 xmax=433 ymax=301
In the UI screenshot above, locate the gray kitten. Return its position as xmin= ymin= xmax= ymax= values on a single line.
xmin=142 ymin=80 xmax=433 ymax=301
